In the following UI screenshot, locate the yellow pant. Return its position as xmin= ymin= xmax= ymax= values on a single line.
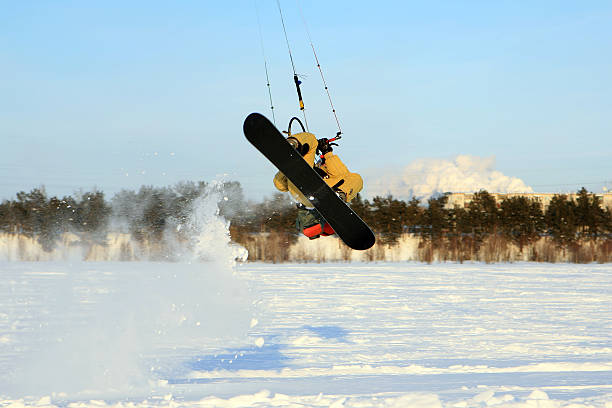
xmin=318 ymin=153 xmax=363 ymax=202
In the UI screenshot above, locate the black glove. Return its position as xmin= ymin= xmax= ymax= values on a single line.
xmin=317 ymin=138 xmax=338 ymax=155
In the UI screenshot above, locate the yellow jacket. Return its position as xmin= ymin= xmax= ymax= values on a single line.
xmin=273 ymin=132 xmax=363 ymax=207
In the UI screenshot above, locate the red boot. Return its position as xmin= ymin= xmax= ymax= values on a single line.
xmin=303 ymin=223 xmax=335 ymax=239
xmin=322 ymin=223 xmax=335 ymax=236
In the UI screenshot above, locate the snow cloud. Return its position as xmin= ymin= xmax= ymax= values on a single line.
xmin=4 ymin=186 xmax=252 ymax=397
xmin=366 ymin=155 xmax=533 ymax=200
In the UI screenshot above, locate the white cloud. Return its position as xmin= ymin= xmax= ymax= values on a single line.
xmin=366 ymin=155 xmax=532 ymax=200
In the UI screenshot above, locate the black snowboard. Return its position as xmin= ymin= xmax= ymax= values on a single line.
xmin=243 ymin=112 xmax=375 ymax=251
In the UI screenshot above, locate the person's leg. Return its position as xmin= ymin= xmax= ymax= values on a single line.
xmin=296 ymin=206 xmax=335 ymax=239
xmin=324 ymin=173 xmax=363 ymax=203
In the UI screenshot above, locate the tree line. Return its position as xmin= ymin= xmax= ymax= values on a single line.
xmin=352 ymin=188 xmax=612 ymax=249
xmin=1 ymin=183 xmax=610 ymax=256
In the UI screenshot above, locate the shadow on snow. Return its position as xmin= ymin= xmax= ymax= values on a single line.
xmin=187 ymin=343 xmax=290 ymax=372
xmin=303 ymin=325 xmax=350 ymax=342
xmin=180 ymin=325 xmax=349 ymax=380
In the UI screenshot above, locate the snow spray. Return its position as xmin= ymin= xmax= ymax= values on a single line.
xmin=2 ymin=186 xmax=252 ymax=398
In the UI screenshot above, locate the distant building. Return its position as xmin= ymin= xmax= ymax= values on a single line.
xmin=445 ymin=192 xmax=612 ymax=210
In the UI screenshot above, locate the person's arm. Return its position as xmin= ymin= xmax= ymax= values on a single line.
xmin=273 ymin=172 xmax=289 ymax=191
xmin=321 ymin=153 xmax=350 ymax=177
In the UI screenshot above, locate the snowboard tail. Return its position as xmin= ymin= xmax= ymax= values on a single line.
xmin=243 ymin=112 xmax=375 ymax=250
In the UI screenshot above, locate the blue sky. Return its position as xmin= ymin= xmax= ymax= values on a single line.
xmin=1 ymin=1 xmax=611 ymax=201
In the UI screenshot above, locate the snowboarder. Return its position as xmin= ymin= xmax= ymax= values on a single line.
xmin=273 ymin=130 xmax=363 ymax=239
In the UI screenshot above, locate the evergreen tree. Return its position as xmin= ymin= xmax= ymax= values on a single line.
xmin=545 ymin=194 xmax=577 ymax=247
xmin=465 ymin=190 xmax=499 ymax=240
xmin=11 ymin=188 xmax=62 ymax=250
xmin=111 ymin=188 xmax=139 ymax=233
xmin=47 ymin=196 xmax=70 ymax=233
xmin=422 ymin=194 xmax=450 ymax=241
xmin=0 ymin=200 xmax=14 ymax=233
xmin=140 ymin=188 xmax=173 ymax=242
xmin=112 ymin=186 xmax=173 ymax=243
xmin=574 ymin=187 xmax=607 ymax=239
xmin=168 ymin=181 xmax=206 ymax=227
xmin=604 ymin=208 xmax=612 ymax=235
xmin=500 ymin=196 xmax=544 ymax=251
xmin=453 ymin=205 xmax=471 ymax=235
xmin=77 ymin=191 xmax=111 ymax=234
xmin=258 ymin=193 xmax=298 ymax=234
xmin=14 ymin=188 xmax=48 ymax=237
xmin=404 ymin=197 xmax=423 ymax=233
xmin=369 ymin=195 xmax=408 ymax=245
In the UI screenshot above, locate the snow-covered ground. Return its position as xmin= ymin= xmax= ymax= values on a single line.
xmin=1 ymin=261 xmax=611 ymax=407
xmin=1 ymin=189 xmax=610 ymax=406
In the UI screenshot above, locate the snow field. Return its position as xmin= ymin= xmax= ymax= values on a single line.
xmin=0 ymin=262 xmax=610 ymax=407
xmin=0 ymin=188 xmax=610 ymax=407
